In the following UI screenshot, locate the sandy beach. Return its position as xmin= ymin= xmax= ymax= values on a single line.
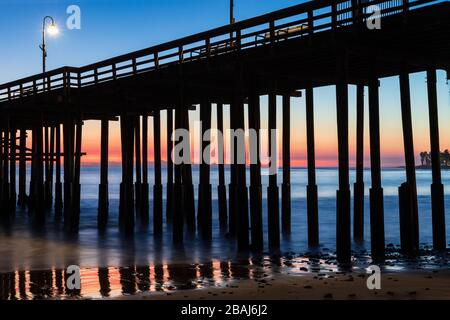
xmin=109 ymin=267 xmax=450 ymax=300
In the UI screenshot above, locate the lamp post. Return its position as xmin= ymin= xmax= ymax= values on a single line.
xmin=229 ymin=0 xmax=235 ymax=47
xmin=40 ymin=16 xmax=59 ymax=74
xmin=230 ymin=0 xmax=235 ymax=24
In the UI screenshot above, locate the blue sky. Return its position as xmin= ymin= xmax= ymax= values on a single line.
xmin=0 ymin=0 xmax=449 ymax=167
xmin=0 ymin=0 xmax=305 ymax=80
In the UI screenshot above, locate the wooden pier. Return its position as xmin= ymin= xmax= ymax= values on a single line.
xmin=1 ymin=0 xmax=450 ymax=263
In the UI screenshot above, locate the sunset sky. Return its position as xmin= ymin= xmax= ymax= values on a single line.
xmin=1 ymin=0 xmax=449 ymax=167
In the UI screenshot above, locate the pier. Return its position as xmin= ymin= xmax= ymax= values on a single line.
xmin=1 ymin=0 xmax=450 ymax=264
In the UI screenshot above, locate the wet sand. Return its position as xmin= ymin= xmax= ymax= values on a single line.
xmin=115 ymin=270 xmax=450 ymax=300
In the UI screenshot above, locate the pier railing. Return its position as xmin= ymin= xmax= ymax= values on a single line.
xmin=0 ymin=0 xmax=443 ymax=103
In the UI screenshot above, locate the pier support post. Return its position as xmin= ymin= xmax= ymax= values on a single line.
xmin=42 ymin=126 xmax=50 ymax=209
xmin=166 ymin=109 xmax=174 ymax=224
xmin=141 ymin=114 xmax=149 ymax=226
xmin=18 ymin=129 xmax=27 ymax=207
xmin=268 ymin=87 xmax=280 ymax=249
xmin=182 ymin=108 xmax=196 ymax=236
xmin=153 ymin=110 xmax=163 ymax=236
xmin=0 ymin=127 xmax=3 ymax=214
xmin=248 ymin=89 xmax=263 ymax=250
xmin=228 ymin=102 xmax=238 ymax=238
xmin=427 ymin=68 xmax=446 ymax=251
xmin=54 ymin=124 xmax=63 ymax=217
xmin=235 ymin=91 xmax=249 ymax=251
xmin=216 ymin=103 xmax=228 ymax=234
xmin=98 ymin=119 xmax=109 ymax=229
xmin=71 ymin=117 xmax=82 ymax=233
xmin=27 ymin=127 xmax=36 ymax=212
xmin=173 ymin=107 xmax=185 ymax=243
xmin=9 ymin=127 xmax=16 ymax=212
xmin=1 ymin=119 xmax=10 ymax=217
xmin=398 ymin=70 xmax=419 ymax=255
xmin=63 ymin=116 xmax=75 ymax=229
xmin=28 ymin=126 xmax=35 ymax=212
xmin=282 ymin=94 xmax=291 ymax=236
xmin=198 ymin=99 xmax=212 ymax=240
xmin=48 ymin=126 xmax=55 ymax=209
xmin=368 ymin=78 xmax=385 ymax=261
xmin=119 ymin=114 xmax=135 ymax=234
xmin=354 ymin=85 xmax=365 ymax=241
xmin=306 ymin=83 xmax=319 ymax=246
xmin=134 ymin=116 xmax=142 ymax=218
xmin=335 ymin=54 xmax=351 ymax=264
xmin=44 ymin=127 xmax=50 ymax=208
xmin=35 ymin=120 xmax=45 ymax=222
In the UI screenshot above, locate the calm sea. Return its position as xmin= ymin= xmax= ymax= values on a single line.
xmin=0 ymin=166 xmax=449 ymax=271
xmin=0 ymin=166 xmax=449 ymax=298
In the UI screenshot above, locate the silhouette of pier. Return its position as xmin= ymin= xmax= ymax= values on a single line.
xmin=1 ymin=0 xmax=450 ymax=263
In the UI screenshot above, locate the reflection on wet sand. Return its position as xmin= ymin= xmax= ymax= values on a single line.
xmin=4 ymin=252 xmax=441 ymax=300
xmin=0 ymin=258 xmax=257 ymax=300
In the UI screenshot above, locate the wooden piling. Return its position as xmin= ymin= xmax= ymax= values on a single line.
xmin=134 ymin=116 xmax=142 ymax=217
xmin=173 ymin=107 xmax=185 ymax=244
xmin=2 ymin=118 xmax=10 ymax=216
xmin=54 ymin=125 xmax=63 ymax=216
xmin=216 ymin=103 xmax=228 ymax=234
xmin=49 ymin=126 xmax=55 ymax=209
xmin=248 ymin=89 xmax=263 ymax=250
xmin=426 ymin=68 xmax=446 ymax=251
xmin=153 ymin=110 xmax=163 ymax=236
xmin=28 ymin=126 xmax=36 ymax=212
xmin=71 ymin=117 xmax=83 ymax=232
xmin=0 ymin=127 xmax=4 ymax=213
xmin=181 ymin=108 xmax=196 ymax=236
xmin=198 ymin=99 xmax=212 ymax=240
xmin=119 ymin=114 xmax=135 ymax=234
xmin=306 ymin=83 xmax=319 ymax=246
xmin=235 ymin=94 xmax=249 ymax=251
xmin=399 ymin=70 xmax=419 ymax=255
xmin=335 ymin=54 xmax=351 ymax=264
xmin=353 ymin=85 xmax=365 ymax=241
xmin=9 ymin=127 xmax=16 ymax=212
xmin=166 ymin=109 xmax=174 ymax=224
xmin=368 ymin=78 xmax=385 ymax=261
xmin=141 ymin=114 xmax=149 ymax=226
xmin=228 ymin=101 xmax=238 ymax=237
xmin=267 ymin=88 xmax=280 ymax=249
xmin=35 ymin=121 xmax=45 ymax=221
xmin=18 ymin=129 xmax=27 ymax=207
xmin=98 ymin=119 xmax=109 ymax=229
xmin=282 ymin=94 xmax=291 ymax=236
xmin=44 ymin=127 xmax=51 ymax=209
xmin=63 ymin=116 xmax=74 ymax=229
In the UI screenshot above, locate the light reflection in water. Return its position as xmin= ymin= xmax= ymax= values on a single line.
xmin=0 ymin=259 xmax=241 ymax=300
xmin=0 ymin=256 xmax=355 ymax=300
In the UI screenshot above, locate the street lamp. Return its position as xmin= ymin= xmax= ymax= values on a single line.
xmin=40 ymin=16 xmax=59 ymax=74
xmin=230 ymin=0 xmax=235 ymax=24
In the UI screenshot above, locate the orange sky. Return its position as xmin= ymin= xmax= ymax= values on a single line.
xmin=77 ymin=75 xmax=449 ymax=169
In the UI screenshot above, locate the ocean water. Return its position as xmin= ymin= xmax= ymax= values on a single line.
xmin=1 ymin=166 xmax=450 ymax=299
xmin=1 ymin=166 xmax=449 ymax=273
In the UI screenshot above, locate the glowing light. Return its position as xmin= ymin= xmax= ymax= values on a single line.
xmin=47 ymin=23 xmax=59 ymax=36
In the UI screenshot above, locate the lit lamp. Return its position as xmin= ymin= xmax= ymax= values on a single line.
xmin=40 ymin=16 xmax=59 ymax=74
